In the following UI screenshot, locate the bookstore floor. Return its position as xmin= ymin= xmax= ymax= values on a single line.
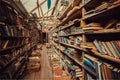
xmin=24 ymin=45 xmax=53 ymax=80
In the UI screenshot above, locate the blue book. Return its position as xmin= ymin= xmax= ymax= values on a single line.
xmin=111 ymin=41 xmax=120 ymax=58
xmin=93 ymin=39 xmax=104 ymax=54
xmin=84 ymin=58 xmax=94 ymax=68
xmin=104 ymin=42 xmax=115 ymax=57
xmin=84 ymin=64 xmax=96 ymax=76
xmin=112 ymin=41 xmax=120 ymax=56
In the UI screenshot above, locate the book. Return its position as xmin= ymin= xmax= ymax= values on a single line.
xmin=101 ymin=41 xmax=113 ymax=57
xmin=93 ymin=39 xmax=104 ymax=54
xmin=86 ymin=23 xmax=101 ymax=27
xmin=106 ymin=41 xmax=118 ymax=58
xmin=3 ymin=40 xmax=9 ymax=49
xmin=110 ymin=41 xmax=120 ymax=58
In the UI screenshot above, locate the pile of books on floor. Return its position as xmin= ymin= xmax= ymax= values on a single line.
xmin=27 ymin=49 xmax=41 ymax=71
xmin=52 ymin=63 xmax=71 ymax=80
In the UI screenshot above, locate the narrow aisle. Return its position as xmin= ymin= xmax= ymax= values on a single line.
xmin=40 ymin=45 xmax=53 ymax=80
xmin=24 ymin=45 xmax=52 ymax=80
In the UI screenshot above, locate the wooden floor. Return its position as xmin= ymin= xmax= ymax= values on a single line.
xmin=24 ymin=45 xmax=53 ymax=80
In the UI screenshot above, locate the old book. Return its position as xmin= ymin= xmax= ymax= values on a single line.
xmin=86 ymin=23 xmax=101 ymax=27
xmin=94 ymin=2 xmax=112 ymax=12
xmin=3 ymin=40 xmax=9 ymax=49
xmin=106 ymin=41 xmax=119 ymax=58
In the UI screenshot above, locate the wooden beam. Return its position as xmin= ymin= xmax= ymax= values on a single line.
xmin=43 ymin=7 xmax=54 ymax=16
xmin=29 ymin=0 xmax=47 ymax=13
xmin=40 ymin=5 xmax=44 ymax=17
xmin=51 ymin=0 xmax=60 ymax=15
xmin=37 ymin=0 xmax=41 ymax=17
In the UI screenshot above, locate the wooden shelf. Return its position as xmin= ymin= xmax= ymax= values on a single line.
xmin=53 ymin=46 xmax=61 ymax=57
xmin=61 ymin=19 xmax=80 ymax=30
xmin=84 ymin=4 xmax=120 ymax=22
xmin=60 ymin=22 xmax=74 ymax=30
xmin=59 ymin=42 xmax=83 ymax=51
xmin=0 ymin=49 xmax=27 ymax=72
xmin=84 ymin=0 xmax=104 ymax=9
xmin=68 ymin=32 xmax=84 ymax=36
xmin=91 ymin=50 xmax=120 ymax=64
xmin=57 ymin=46 xmax=83 ymax=67
xmin=60 ymin=7 xmax=82 ymax=26
xmin=59 ymin=32 xmax=84 ymax=37
xmin=85 ymin=29 xmax=120 ymax=34
xmin=0 ymin=36 xmax=31 ymax=39
xmin=59 ymin=3 xmax=73 ymax=20
xmin=0 ymin=43 xmax=28 ymax=53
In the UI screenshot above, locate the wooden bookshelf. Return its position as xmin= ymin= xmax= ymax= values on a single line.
xmin=91 ymin=50 xmax=120 ymax=64
xmin=60 ymin=8 xmax=82 ymax=26
xmin=0 ymin=43 xmax=28 ymax=54
xmin=56 ymin=45 xmax=83 ymax=67
xmin=0 ymin=0 xmax=41 ymax=79
xmin=83 ymin=0 xmax=104 ymax=9
xmin=58 ymin=42 xmax=84 ymax=51
xmin=50 ymin=0 xmax=120 ymax=79
xmin=84 ymin=4 xmax=120 ymax=22
xmin=85 ymin=29 xmax=120 ymax=34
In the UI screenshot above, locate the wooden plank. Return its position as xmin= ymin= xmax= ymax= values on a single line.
xmin=29 ymin=0 xmax=47 ymax=13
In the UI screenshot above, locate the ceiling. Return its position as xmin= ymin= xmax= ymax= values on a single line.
xmin=21 ymin=0 xmax=56 ymax=17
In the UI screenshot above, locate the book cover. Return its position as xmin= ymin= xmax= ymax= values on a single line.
xmin=104 ymin=42 xmax=115 ymax=57
xmin=93 ymin=39 xmax=104 ymax=54
xmin=3 ymin=40 xmax=9 ymax=49
xmin=106 ymin=41 xmax=119 ymax=58
xmin=99 ymin=41 xmax=108 ymax=55
xmin=110 ymin=41 xmax=120 ymax=58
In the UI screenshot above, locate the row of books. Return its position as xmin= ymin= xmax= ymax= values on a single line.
xmin=0 ymin=24 xmax=30 ymax=37
xmin=0 ymin=57 xmax=27 ymax=79
xmin=83 ymin=20 xmax=120 ymax=33
xmin=0 ymin=44 xmax=30 ymax=70
xmin=0 ymin=1 xmax=22 ymax=25
xmin=61 ymin=55 xmax=83 ymax=79
xmin=0 ymin=39 xmax=26 ymax=49
xmin=84 ymin=54 xmax=120 ymax=80
xmin=59 ymin=37 xmax=69 ymax=44
xmin=0 ymin=42 xmax=32 ymax=79
xmin=58 ymin=26 xmax=83 ymax=36
xmin=93 ymin=39 xmax=120 ymax=58
xmin=59 ymin=36 xmax=83 ymax=46
xmin=84 ymin=0 xmax=120 ymax=18
xmin=63 ymin=48 xmax=82 ymax=61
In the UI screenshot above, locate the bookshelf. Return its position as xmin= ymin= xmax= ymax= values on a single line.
xmin=0 ymin=0 xmax=41 ymax=79
xmin=50 ymin=0 xmax=120 ymax=80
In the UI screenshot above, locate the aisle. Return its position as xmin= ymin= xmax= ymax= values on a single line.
xmin=40 ymin=45 xmax=53 ymax=80
xmin=24 ymin=45 xmax=52 ymax=80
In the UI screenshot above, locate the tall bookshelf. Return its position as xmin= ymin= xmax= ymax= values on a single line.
xmin=50 ymin=0 xmax=120 ymax=80
xmin=0 ymin=0 xmax=41 ymax=79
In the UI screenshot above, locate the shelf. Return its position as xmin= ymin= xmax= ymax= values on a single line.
xmin=53 ymin=46 xmax=61 ymax=57
xmin=0 ymin=43 xmax=27 ymax=53
xmin=91 ymin=50 xmax=120 ymax=64
xmin=84 ymin=4 xmax=120 ymax=22
xmin=60 ymin=8 xmax=82 ymax=26
xmin=59 ymin=42 xmax=84 ymax=51
xmin=61 ymin=19 xmax=80 ymax=30
xmin=0 ymin=36 xmax=31 ymax=39
xmin=54 ymin=19 xmax=80 ymax=33
xmin=59 ymin=32 xmax=84 ymax=37
xmin=84 ymin=0 xmax=104 ymax=9
xmin=59 ymin=3 xmax=73 ymax=20
xmin=85 ymin=29 xmax=120 ymax=34
xmin=57 ymin=46 xmax=83 ymax=67
xmin=68 ymin=32 xmax=84 ymax=36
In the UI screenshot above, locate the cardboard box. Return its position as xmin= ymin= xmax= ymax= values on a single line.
xmin=54 ymin=70 xmax=71 ymax=80
xmin=29 ymin=56 xmax=40 ymax=62
xmin=27 ymin=63 xmax=40 ymax=71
